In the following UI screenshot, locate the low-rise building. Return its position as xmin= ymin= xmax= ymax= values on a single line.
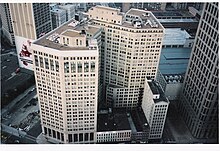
xmin=96 ymin=110 xmax=131 ymax=143
xmin=163 ymin=28 xmax=194 ymax=48
xmin=157 ymin=71 xmax=184 ymax=101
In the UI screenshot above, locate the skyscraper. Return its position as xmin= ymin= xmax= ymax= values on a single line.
xmin=32 ymin=19 xmax=101 ymax=144
xmin=179 ymin=2 xmax=218 ymax=139
xmin=9 ymin=3 xmax=52 ymax=70
xmin=88 ymin=6 xmax=164 ymax=108
xmin=0 ymin=3 xmax=15 ymax=45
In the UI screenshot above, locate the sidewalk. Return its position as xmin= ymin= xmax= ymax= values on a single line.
xmin=36 ymin=133 xmax=51 ymax=144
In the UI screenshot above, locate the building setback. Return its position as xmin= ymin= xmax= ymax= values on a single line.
xmin=9 ymin=3 xmax=52 ymax=70
xmin=179 ymin=2 xmax=218 ymax=139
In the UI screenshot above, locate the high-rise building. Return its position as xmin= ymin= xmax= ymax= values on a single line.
xmin=142 ymin=79 xmax=169 ymax=139
xmin=9 ymin=3 xmax=52 ymax=70
xmin=51 ymin=8 xmax=67 ymax=29
xmin=58 ymin=4 xmax=76 ymax=21
xmin=88 ymin=6 xmax=164 ymax=108
xmin=0 ymin=3 xmax=15 ymax=45
xmin=179 ymin=2 xmax=218 ymax=139
xmin=32 ymin=19 xmax=101 ymax=143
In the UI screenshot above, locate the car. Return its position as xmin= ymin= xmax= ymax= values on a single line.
xmin=30 ymin=87 xmax=36 ymax=92
xmin=15 ymin=68 xmax=20 ymax=73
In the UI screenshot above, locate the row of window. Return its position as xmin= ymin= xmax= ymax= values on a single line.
xmin=64 ymin=61 xmax=96 ymax=73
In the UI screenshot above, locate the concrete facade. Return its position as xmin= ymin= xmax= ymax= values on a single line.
xmin=179 ymin=2 xmax=218 ymax=139
xmin=32 ymin=19 xmax=101 ymax=144
xmin=142 ymin=79 xmax=169 ymax=139
xmin=87 ymin=6 xmax=164 ymax=108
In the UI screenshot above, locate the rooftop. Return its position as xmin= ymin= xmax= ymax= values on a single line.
xmin=97 ymin=111 xmax=131 ymax=132
xmin=61 ymin=30 xmax=85 ymax=37
xmin=148 ymin=80 xmax=168 ymax=103
xmin=34 ymin=19 xmax=101 ymax=51
xmin=152 ymin=10 xmax=194 ymax=18
xmin=125 ymin=8 xmax=163 ymax=29
xmin=163 ymin=28 xmax=192 ymax=46
xmin=158 ymin=18 xmax=198 ymax=23
xmin=95 ymin=5 xmax=120 ymax=12
xmin=50 ymin=8 xmax=65 ymax=14
xmin=130 ymin=108 xmax=149 ymax=132
xmin=159 ymin=47 xmax=191 ymax=75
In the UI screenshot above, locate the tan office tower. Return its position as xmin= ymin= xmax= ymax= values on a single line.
xmin=9 ymin=3 xmax=52 ymax=70
xmin=31 ymin=19 xmax=101 ymax=143
xmin=88 ymin=6 xmax=164 ymax=108
xmin=179 ymin=3 xmax=218 ymax=140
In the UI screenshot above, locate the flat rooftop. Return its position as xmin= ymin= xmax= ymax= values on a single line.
xmin=159 ymin=47 xmax=191 ymax=75
xmin=34 ymin=19 xmax=101 ymax=51
xmin=97 ymin=111 xmax=131 ymax=132
xmin=95 ymin=5 xmax=120 ymax=12
xmin=153 ymin=10 xmax=194 ymax=17
xmin=148 ymin=80 xmax=168 ymax=103
xmin=130 ymin=108 xmax=149 ymax=132
xmin=51 ymin=8 xmax=65 ymax=14
xmin=125 ymin=9 xmax=163 ymax=29
xmin=163 ymin=28 xmax=191 ymax=46
xmin=158 ymin=18 xmax=198 ymax=23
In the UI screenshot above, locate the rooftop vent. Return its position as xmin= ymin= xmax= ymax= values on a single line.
xmin=68 ymin=20 xmax=79 ymax=28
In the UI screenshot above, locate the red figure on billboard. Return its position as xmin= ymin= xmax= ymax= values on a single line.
xmin=19 ymin=40 xmax=32 ymax=66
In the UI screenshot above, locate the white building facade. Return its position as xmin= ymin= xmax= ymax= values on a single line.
xmin=142 ymin=79 xmax=169 ymax=139
xmin=88 ymin=6 xmax=164 ymax=108
xmin=32 ymin=20 xmax=100 ymax=144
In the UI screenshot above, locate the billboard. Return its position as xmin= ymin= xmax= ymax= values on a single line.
xmin=15 ymin=36 xmax=34 ymax=70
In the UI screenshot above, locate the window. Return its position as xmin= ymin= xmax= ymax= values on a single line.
xmin=50 ymin=59 xmax=54 ymax=71
xmin=78 ymin=62 xmax=82 ymax=73
xmin=71 ymin=62 xmax=76 ymax=73
xmin=91 ymin=61 xmax=95 ymax=72
xmin=39 ymin=57 xmax=44 ymax=68
xmin=34 ymin=55 xmax=39 ymax=67
xmin=74 ymin=134 xmax=78 ymax=142
xmin=68 ymin=134 xmax=73 ymax=142
xmin=84 ymin=62 xmax=89 ymax=72
xmin=45 ymin=58 xmax=49 ymax=69
xmin=64 ymin=62 xmax=69 ymax=73
xmin=79 ymin=133 xmax=83 ymax=142
xmin=55 ymin=61 xmax=59 ymax=72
